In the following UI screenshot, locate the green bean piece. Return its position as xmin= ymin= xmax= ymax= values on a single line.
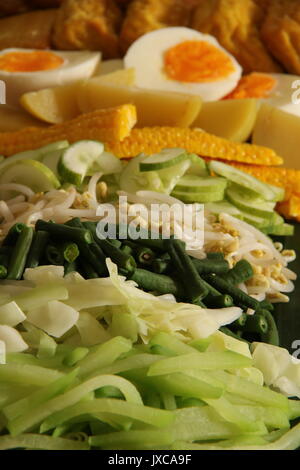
xmin=206 ymin=252 xmax=225 ymax=261
xmin=108 ymin=239 xmax=122 ymax=249
xmin=191 ymin=257 xmax=230 ymax=275
xmin=134 ymin=246 xmax=155 ymax=266
xmin=130 ymin=268 xmax=183 ymax=297
xmin=120 ymin=244 xmax=134 ymax=256
xmin=230 ymin=312 xmax=248 ymax=329
xmin=78 ymin=259 xmax=99 ymax=279
xmin=25 ymin=230 xmax=49 ymax=269
xmin=260 ymin=310 xmax=280 ymax=346
xmin=35 ymin=220 xmax=93 ymax=245
xmin=259 ymin=299 xmax=275 ymax=312
xmin=2 ymin=223 xmax=26 ymax=246
xmin=205 ymin=294 xmax=234 ymax=309
xmin=64 ymin=261 xmax=78 ymax=276
xmin=152 ymin=258 xmax=170 ymax=274
xmin=222 ymin=260 xmax=254 ymax=285
xmin=0 ymin=265 xmax=7 ymax=279
xmin=61 ymin=242 xmax=80 ymax=263
xmin=65 ymin=218 xmax=107 ymax=276
xmin=0 ymin=252 xmax=9 ymax=267
xmin=204 ymin=274 xmax=260 ymax=311
xmin=241 ymin=314 xmax=269 ymax=335
xmin=6 ymin=226 xmax=34 ymax=280
xmin=45 ymin=244 xmax=64 ymax=266
xmin=96 ymin=237 xmax=136 ymax=274
xmin=166 ymin=239 xmax=208 ymax=303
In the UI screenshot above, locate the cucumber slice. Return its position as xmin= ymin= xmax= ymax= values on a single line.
xmin=174 ymin=175 xmax=227 ymax=194
xmin=154 ymin=159 xmax=191 ymax=194
xmin=0 ymin=159 xmax=60 ymax=199
xmin=171 ymin=189 xmax=225 ymax=203
xmin=205 ymin=201 xmax=242 ymax=217
xmin=139 ymin=148 xmax=188 ymax=172
xmin=226 ymin=187 xmax=276 ymax=221
xmin=186 ymin=153 xmax=208 ymax=176
xmin=264 ymin=223 xmax=295 ymax=236
xmin=236 ymin=211 xmax=273 ymax=229
xmin=209 ymin=160 xmax=278 ymax=202
xmin=0 ymin=140 xmax=69 ymax=176
xmin=120 ymin=153 xmax=156 ymax=193
xmin=86 ymin=151 xmax=123 ymax=176
xmin=58 ymin=140 xmax=104 ymax=186
xmin=42 ymin=149 xmax=64 ymax=176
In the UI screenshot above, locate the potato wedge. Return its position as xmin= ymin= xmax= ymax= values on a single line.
xmin=77 ymin=82 xmax=202 ymax=128
xmin=20 ymin=69 xmax=135 ymax=124
xmin=253 ymin=103 xmax=300 ymax=169
xmin=20 ymin=81 xmax=83 ymax=124
xmin=192 ymin=99 xmax=259 ymax=143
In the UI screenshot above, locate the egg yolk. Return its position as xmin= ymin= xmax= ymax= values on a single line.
xmin=224 ymin=73 xmax=276 ymax=99
xmin=0 ymin=51 xmax=64 ymax=73
xmin=164 ymin=40 xmax=235 ymax=83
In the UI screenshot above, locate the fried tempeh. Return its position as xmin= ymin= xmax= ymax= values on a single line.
xmin=119 ymin=0 xmax=191 ymax=53
xmin=261 ymin=0 xmax=300 ymax=74
xmin=191 ymin=0 xmax=282 ymax=73
xmin=0 ymin=9 xmax=57 ymax=50
xmin=52 ymin=0 xmax=122 ymax=59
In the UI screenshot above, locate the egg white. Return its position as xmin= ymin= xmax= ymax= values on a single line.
xmin=0 ymin=49 xmax=101 ymax=107
xmin=124 ymin=27 xmax=242 ymax=102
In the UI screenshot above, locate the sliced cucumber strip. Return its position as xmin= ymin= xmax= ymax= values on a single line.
xmin=175 ymin=175 xmax=227 ymax=194
xmin=0 ymin=141 xmax=69 ymax=176
xmin=264 ymin=223 xmax=295 ymax=236
xmin=42 ymin=149 xmax=64 ymax=176
xmin=86 ymin=151 xmax=123 ymax=176
xmin=226 ymin=187 xmax=276 ymax=221
xmin=171 ymin=189 xmax=225 ymax=203
xmin=120 ymin=154 xmax=157 ymax=193
xmin=236 ymin=211 xmax=273 ymax=229
xmin=186 ymin=153 xmax=208 ymax=176
xmin=58 ymin=140 xmax=104 ymax=186
xmin=205 ymin=201 xmax=242 ymax=217
xmin=139 ymin=148 xmax=188 ymax=172
xmin=0 ymin=159 xmax=60 ymax=199
xmin=209 ymin=160 xmax=278 ymax=202
xmin=155 ymin=159 xmax=191 ymax=194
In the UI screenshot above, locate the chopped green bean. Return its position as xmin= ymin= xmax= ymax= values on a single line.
xmin=25 ymin=230 xmax=49 ymax=269
xmin=6 ymin=226 xmax=33 ymax=280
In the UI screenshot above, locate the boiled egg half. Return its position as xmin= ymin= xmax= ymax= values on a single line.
xmin=0 ymin=48 xmax=101 ymax=107
xmin=124 ymin=27 xmax=242 ymax=101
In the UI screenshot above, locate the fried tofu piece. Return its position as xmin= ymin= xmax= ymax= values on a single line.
xmin=261 ymin=0 xmax=300 ymax=74
xmin=0 ymin=9 xmax=57 ymax=49
xmin=0 ymin=1 xmax=28 ymax=18
xmin=191 ymin=0 xmax=282 ymax=73
xmin=119 ymin=0 xmax=191 ymax=53
xmin=52 ymin=0 xmax=122 ymax=59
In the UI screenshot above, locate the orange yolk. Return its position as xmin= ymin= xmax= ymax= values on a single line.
xmin=0 ymin=51 xmax=64 ymax=73
xmin=164 ymin=40 xmax=235 ymax=83
xmin=224 ymin=73 xmax=276 ymax=99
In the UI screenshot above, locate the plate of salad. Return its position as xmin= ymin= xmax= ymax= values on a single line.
xmin=0 ymin=138 xmax=299 ymax=451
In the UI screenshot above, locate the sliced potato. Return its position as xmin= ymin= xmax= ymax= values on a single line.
xmin=0 ymin=105 xmax=47 ymax=131
xmin=20 ymin=81 xmax=83 ymax=125
xmin=253 ymin=103 xmax=300 ymax=169
xmin=20 ymin=69 xmax=135 ymax=125
xmin=77 ymin=82 xmax=202 ymax=128
xmin=192 ymin=99 xmax=259 ymax=143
